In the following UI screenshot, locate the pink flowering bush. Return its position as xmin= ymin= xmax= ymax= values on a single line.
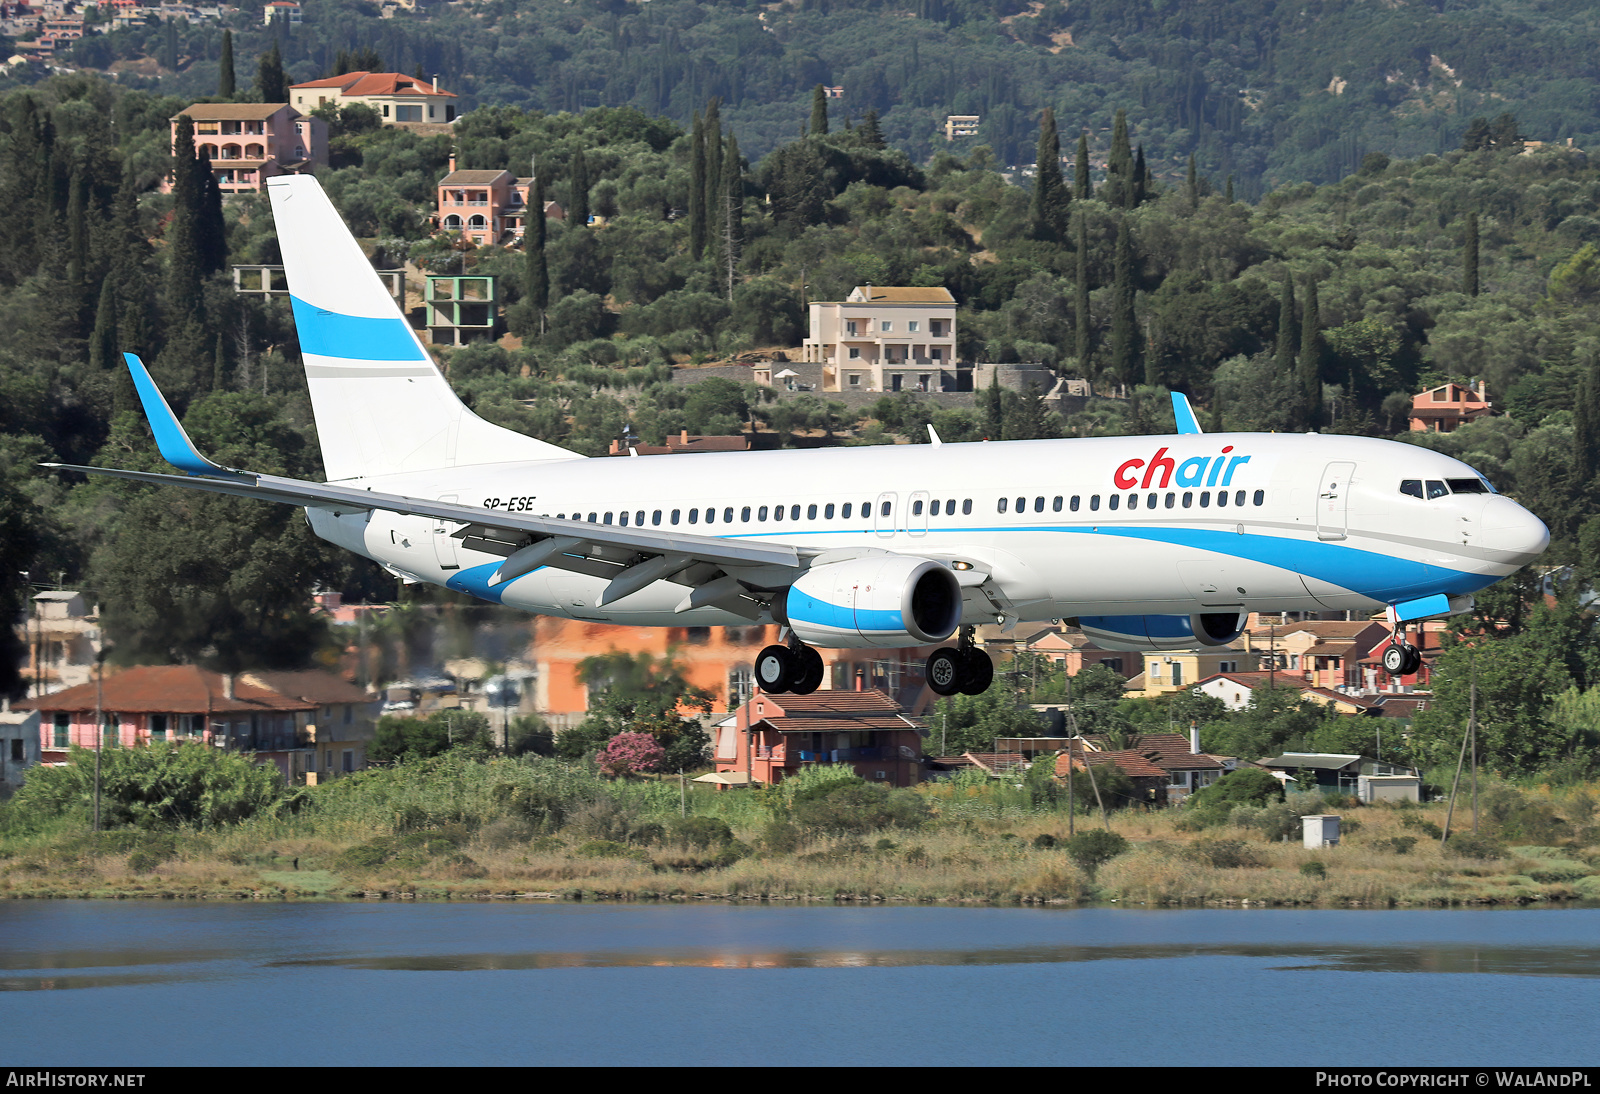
xmin=596 ymin=731 xmax=666 ymax=777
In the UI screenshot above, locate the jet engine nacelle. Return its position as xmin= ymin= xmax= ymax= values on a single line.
xmin=1078 ymin=612 xmax=1248 ymax=653
xmin=775 ymin=555 xmax=963 ymax=649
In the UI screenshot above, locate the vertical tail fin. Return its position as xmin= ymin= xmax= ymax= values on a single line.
xmin=267 ymin=175 xmax=579 ymax=481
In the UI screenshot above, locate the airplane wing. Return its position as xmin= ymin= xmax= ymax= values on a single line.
xmin=49 ymin=355 xmax=814 ymax=617
xmin=47 ymin=460 xmax=809 ymax=612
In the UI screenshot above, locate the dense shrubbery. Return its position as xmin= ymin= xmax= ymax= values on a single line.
xmin=1 ymin=743 xmax=286 ymax=833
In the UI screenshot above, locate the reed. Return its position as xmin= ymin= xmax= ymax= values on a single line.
xmin=4 ymin=755 xmax=1596 ymax=906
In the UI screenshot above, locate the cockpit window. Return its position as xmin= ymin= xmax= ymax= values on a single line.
xmin=1400 ymin=480 xmax=1424 ymax=499
xmin=1447 ymin=478 xmax=1488 ymax=494
xmin=1426 ymin=480 xmax=1449 ymax=499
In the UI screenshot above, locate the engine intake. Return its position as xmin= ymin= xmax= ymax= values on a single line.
xmin=776 ymin=555 xmax=963 ymax=649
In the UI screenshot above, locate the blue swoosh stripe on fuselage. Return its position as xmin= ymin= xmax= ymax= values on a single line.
xmin=290 ymin=296 xmax=427 ymax=362
xmin=438 ymin=523 xmax=1491 ymax=609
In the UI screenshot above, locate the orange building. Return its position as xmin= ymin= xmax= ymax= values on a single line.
xmin=524 ymin=617 xmax=941 ymax=727
xmin=1409 ymin=381 xmax=1491 ymax=432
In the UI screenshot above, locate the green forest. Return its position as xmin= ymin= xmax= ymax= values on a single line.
xmin=22 ymin=0 xmax=1600 ymax=191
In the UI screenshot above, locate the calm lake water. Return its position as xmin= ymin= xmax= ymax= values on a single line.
xmin=3 ymin=901 xmax=1598 ymax=1066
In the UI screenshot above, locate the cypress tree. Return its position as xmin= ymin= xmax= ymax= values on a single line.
xmin=688 ymin=112 xmax=706 ymax=260
xmin=1186 ymin=152 xmax=1198 ymax=211
xmin=1131 ymin=144 xmax=1147 ymax=208
xmin=1074 ymin=132 xmax=1091 ymax=201
xmin=110 ymin=173 xmax=153 ymax=361
xmin=66 ymin=163 xmax=89 ymax=327
xmin=810 ymin=84 xmax=829 ymax=137
xmin=165 ymin=115 xmax=204 ymax=322
xmin=1106 ymin=109 xmax=1132 ymax=208
xmin=569 ymin=149 xmax=590 ymax=229
xmin=704 ymin=98 xmax=723 ymax=231
xmin=720 ymin=133 xmax=742 ymax=302
xmin=1299 ymin=277 xmax=1324 ymax=430
xmin=523 ymin=175 xmax=549 ymax=336
xmin=1275 ymin=275 xmax=1297 ymax=374
xmin=859 ymin=108 xmax=885 ymax=149
xmin=1031 ymin=107 xmax=1068 ymax=241
xmin=1463 ymin=212 xmax=1480 ymax=296
xmin=218 ymin=29 xmax=235 ymax=98
xmin=196 ymin=147 xmax=227 ymax=274
xmin=0 ymin=97 xmax=54 ymax=284
xmin=1109 ymin=218 xmax=1137 ymax=388
xmin=1225 ymin=174 xmax=1235 ymax=203
xmin=1074 ymin=211 xmax=1091 ymax=370
xmin=1576 ymin=360 xmax=1600 ymax=484
xmin=89 ymin=275 xmax=118 ymax=374
xmin=256 ymin=42 xmax=287 ymax=104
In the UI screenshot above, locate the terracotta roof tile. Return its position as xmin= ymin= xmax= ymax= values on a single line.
xmin=292 ymin=71 xmax=458 ymax=98
xmin=175 ymin=103 xmax=296 ymax=120
xmin=14 ymin=665 xmax=316 ymax=715
xmin=440 ymin=169 xmax=512 ymax=185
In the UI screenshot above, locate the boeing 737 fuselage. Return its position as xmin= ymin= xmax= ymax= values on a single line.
xmin=55 ymin=176 xmax=1550 ymax=698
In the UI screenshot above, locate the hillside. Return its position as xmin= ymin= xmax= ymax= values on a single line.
xmin=27 ymin=0 xmax=1600 ymax=194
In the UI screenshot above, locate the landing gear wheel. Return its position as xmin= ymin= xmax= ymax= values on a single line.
xmin=958 ymin=647 xmax=995 ymax=695
xmin=790 ymin=646 xmax=825 ymax=695
xmin=756 ymin=644 xmax=795 ymax=694
xmin=1382 ymin=642 xmax=1421 ymax=676
xmin=926 ymin=647 xmax=964 ymax=696
xmin=1401 ymin=645 xmax=1422 ymax=675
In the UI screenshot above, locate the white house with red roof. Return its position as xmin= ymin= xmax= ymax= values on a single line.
xmin=291 ymin=71 xmax=458 ymax=125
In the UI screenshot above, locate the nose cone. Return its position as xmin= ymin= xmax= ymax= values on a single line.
xmin=1482 ymin=496 xmax=1550 ymax=566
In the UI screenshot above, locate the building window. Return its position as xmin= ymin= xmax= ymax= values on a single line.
xmin=908 ymin=321 xmax=920 ymax=332
xmin=848 ymin=348 xmax=861 ymax=360
xmin=149 ymin=713 xmax=168 ymax=740
xmin=53 ymin=714 xmax=68 ymax=749
xmin=881 ymin=321 xmax=892 ymax=332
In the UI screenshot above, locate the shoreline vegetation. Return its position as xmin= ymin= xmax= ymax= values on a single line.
xmin=4 ymin=746 xmax=1599 ymax=909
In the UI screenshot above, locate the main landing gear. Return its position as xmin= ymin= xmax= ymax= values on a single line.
xmin=756 ymin=639 xmax=825 ymax=695
xmin=1381 ymin=635 xmax=1422 ymax=676
xmin=925 ymin=628 xmax=995 ymax=696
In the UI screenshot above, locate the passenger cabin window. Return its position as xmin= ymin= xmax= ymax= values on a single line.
xmin=1070 ymin=496 xmax=1080 ymax=512
xmin=962 ymin=499 xmax=972 ymax=515
xmin=998 ymin=498 xmax=1009 ymax=514
xmin=1053 ymin=496 xmax=1063 ymax=512
xmin=1108 ymin=495 xmax=1120 ymax=510
xmin=1089 ymin=495 xmax=1100 ymax=511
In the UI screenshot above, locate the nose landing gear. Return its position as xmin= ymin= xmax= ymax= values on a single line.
xmin=926 ymin=628 xmax=995 ymax=696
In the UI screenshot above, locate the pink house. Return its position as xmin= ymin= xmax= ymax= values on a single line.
xmin=1410 ymin=381 xmax=1492 ymax=432
xmin=168 ymin=103 xmax=326 ymax=195
xmin=436 ymin=162 xmax=565 ymax=246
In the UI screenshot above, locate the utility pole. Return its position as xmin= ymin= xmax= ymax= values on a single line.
xmin=1470 ymin=658 xmax=1479 ymax=835
xmin=93 ymin=650 xmax=106 ymax=834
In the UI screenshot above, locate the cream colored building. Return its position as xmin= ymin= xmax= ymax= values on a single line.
xmin=1140 ymin=646 xmax=1259 ymax=698
xmin=804 ymin=286 xmax=958 ymax=393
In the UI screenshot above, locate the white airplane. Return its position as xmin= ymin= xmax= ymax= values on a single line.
xmin=54 ymin=176 xmax=1550 ymax=697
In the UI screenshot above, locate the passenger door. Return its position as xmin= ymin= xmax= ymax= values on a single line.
xmin=1316 ymin=463 xmax=1356 ymax=541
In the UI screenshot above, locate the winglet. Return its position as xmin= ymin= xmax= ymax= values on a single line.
xmin=927 ymin=424 xmax=942 ymax=446
xmin=1171 ymin=392 xmax=1203 ymax=435
xmin=123 ymin=353 xmax=248 ymax=480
